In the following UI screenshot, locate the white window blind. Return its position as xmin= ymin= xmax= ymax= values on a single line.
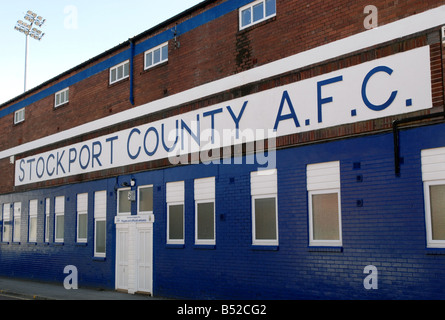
xmin=422 ymin=147 xmax=445 ymax=182
xmin=167 ymin=181 xmax=185 ymax=203
xmin=250 ymin=169 xmax=277 ymax=196
xmin=307 ymin=161 xmax=340 ymax=191
xmin=194 ymin=177 xmax=215 ymax=201
xmin=94 ymin=191 xmax=107 ymax=219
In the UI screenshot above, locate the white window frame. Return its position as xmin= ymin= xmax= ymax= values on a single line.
xmin=194 ymin=177 xmax=216 ymax=245
xmin=138 ymin=185 xmax=154 ymax=215
xmin=44 ymin=198 xmax=50 ymax=243
xmin=77 ymin=193 xmax=88 ymax=243
xmin=308 ymin=189 xmax=342 ymax=247
xmin=28 ymin=199 xmax=38 ymax=243
xmin=239 ymin=0 xmax=276 ymax=30
xmin=55 ymin=87 xmax=69 ymax=108
xmin=94 ymin=191 xmax=107 ymax=258
xmin=251 ymin=169 xmax=279 ymax=246
xmin=14 ymin=108 xmax=25 ymax=125
xmin=54 ymin=196 xmax=65 ymax=243
xmin=12 ymin=202 xmax=21 ymax=243
xmin=2 ymin=204 xmax=11 ymax=242
xmin=166 ymin=181 xmax=185 ymax=245
xmin=117 ymin=187 xmax=131 ymax=215
xmin=13 ymin=202 xmax=21 ymax=243
xmin=424 ymin=180 xmax=445 ymax=248
xmin=422 ymin=148 xmax=445 ymax=248
xmin=109 ymin=60 xmax=130 ymax=85
xmin=252 ymin=195 xmax=278 ymax=246
xmin=144 ymin=42 xmax=168 ymax=70
xmin=307 ymin=161 xmax=342 ymax=247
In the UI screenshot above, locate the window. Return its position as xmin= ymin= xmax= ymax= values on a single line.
xmin=251 ymin=169 xmax=278 ymax=246
xmin=14 ymin=108 xmax=25 ymax=124
xmin=239 ymin=0 xmax=276 ymax=30
xmin=307 ymin=161 xmax=342 ymax=247
xmin=138 ymin=185 xmax=153 ymax=214
xmin=145 ymin=42 xmax=168 ymax=70
xmin=117 ymin=188 xmax=131 ymax=215
xmin=13 ymin=203 xmax=21 ymax=243
xmin=194 ymin=177 xmax=215 ymax=245
xmin=77 ymin=193 xmax=88 ymax=243
xmin=110 ymin=60 xmax=129 ymax=84
xmin=2 ymin=204 xmax=11 ymax=242
xmin=29 ymin=200 xmax=38 ymax=243
xmin=94 ymin=191 xmax=107 ymax=257
xmin=422 ymin=147 xmax=445 ymax=248
xmin=55 ymin=88 xmax=69 ymax=108
xmin=166 ymin=181 xmax=184 ymax=245
xmin=425 ymin=182 xmax=445 ymax=247
xmin=44 ymin=198 xmax=50 ymax=243
xmin=55 ymin=196 xmax=65 ymax=243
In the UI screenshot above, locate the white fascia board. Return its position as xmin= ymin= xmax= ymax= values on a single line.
xmin=2 ymin=5 xmax=445 ymax=161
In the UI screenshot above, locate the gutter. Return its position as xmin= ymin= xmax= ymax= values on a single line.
xmin=129 ymin=40 xmax=135 ymax=106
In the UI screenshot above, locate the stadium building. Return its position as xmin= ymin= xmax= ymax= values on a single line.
xmin=1 ymin=0 xmax=445 ymax=299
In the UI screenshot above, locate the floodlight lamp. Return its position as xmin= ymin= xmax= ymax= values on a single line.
xmin=34 ymin=18 xmax=45 ymax=27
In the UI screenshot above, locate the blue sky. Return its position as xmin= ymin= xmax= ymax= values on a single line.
xmin=0 ymin=0 xmax=203 ymax=105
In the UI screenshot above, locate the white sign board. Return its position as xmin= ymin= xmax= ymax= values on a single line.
xmin=15 ymin=46 xmax=432 ymax=186
xmin=114 ymin=215 xmax=154 ymax=224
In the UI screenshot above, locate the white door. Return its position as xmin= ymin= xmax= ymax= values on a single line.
xmin=116 ymin=228 xmax=129 ymax=291
xmin=137 ymin=225 xmax=153 ymax=294
xmin=115 ymin=216 xmax=154 ymax=294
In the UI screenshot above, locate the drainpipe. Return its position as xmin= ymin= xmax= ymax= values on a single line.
xmin=129 ymin=40 xmax=135 ymax=106
xmin=393 ymin=110 xmax=445 ymax=176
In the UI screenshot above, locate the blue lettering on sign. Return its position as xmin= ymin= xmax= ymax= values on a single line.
xmin=144 ymin=127 xmax=159 ymax=157
xmin=47 ymin=154 xmax=55 ymax=177
xmin=162 ymin=120 xmax=179 ymax=152
xmin=92 ymin=141 xmax=102 ymax=168
xmin=106 ymin=136 xmax=118 ymax=165
xmin=181 ymin=115 xmax=200 ymax=150
xmin=57 ymin=151 xmax=66 ymax=175
xmin=27 ymin=158 xmax=36 ymax=180
xmin=203 ymin=108 xmax=223 ymax=144
xmin=227 ymin=101 xmax=248 ymax=139
xmin=19 ymin=160 xmax=25 ymax=182
xmin=362 ymin=66 xmax=398 ymax=111
xmin=36 ymin=157 xmax=45 ymax=179
xmin=274 ymin=90 xmax=300 ymax=131
xmin=317 ymin=76 xmax=343 ymax=123
xmin=79 ymin=145 xmax=91 ymax=170
xmin=69 ymin=148 xmax=77 ymax=172
xmin=127 ymin=128 xmax=142 ymax=160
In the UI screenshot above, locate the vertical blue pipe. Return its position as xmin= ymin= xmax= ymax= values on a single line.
xmin=129 ymin=40 xmax=135 ymax=106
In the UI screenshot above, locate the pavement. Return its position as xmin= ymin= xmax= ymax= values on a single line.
xmin=0 ymin=276 xmax=165 ymax=300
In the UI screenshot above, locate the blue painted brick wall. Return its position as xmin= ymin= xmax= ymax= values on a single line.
xmin=1 ymin=122 xmax=445 ymax=299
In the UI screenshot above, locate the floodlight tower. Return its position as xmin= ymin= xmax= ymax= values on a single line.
xmin=14 ymin=10 xmax=46 ymax=92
